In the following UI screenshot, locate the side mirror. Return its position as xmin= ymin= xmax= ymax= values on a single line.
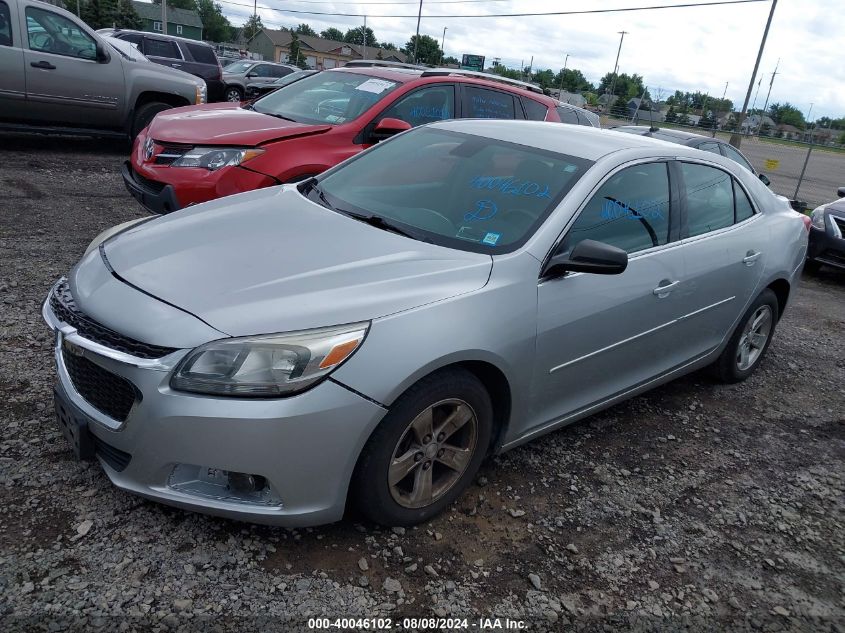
xmin=758 ymin=173 xmax=771 ymax=186
xmin=542 ymin=239 xmax=628 ymax=279
xmin=90 ymin=41 xmax=108 ymax=62
xmin=246 ymin=72 xmax=258 ymax=78
xmin=837 ymin=186 xmax=845 ymax=198
xmin=372 ymin=117 xmax=412 ymax=140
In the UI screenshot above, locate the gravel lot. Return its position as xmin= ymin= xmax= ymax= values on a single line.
xmin=1 ymin=133 xmax=843 ymax=632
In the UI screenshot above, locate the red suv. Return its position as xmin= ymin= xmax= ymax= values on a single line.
xmin=122 ymin=62 xmax=600 ymax=213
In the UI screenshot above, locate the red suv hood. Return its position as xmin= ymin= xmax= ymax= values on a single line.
xmin=147 ymin=103 xmax=331 ymax=146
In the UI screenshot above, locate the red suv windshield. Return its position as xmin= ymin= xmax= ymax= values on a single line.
xmin=252 ymin=71 xmax=400 ymax=125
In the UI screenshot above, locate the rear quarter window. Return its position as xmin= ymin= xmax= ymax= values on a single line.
xmin=144 ymin=37 xmax=180 ymax=59
xmin=185 ymin=42 xmax=217 ymax=65
xmin=464 ymin=86 xmax=517 ymax=119
xmin=556 ymin=106 xmax=579 ymax=125
xmin=0 ymin=1 xmax=13 ymax=46
xmin=521 ymin=98 xmax=548 ymax=121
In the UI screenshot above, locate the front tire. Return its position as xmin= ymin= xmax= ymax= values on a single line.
xmin=803 ymin=259 xmax=821 ymax=274
xmin=713 ymin=289 xmax=779 ymax=383
xmin=131 ymin=101 xmax=171 ymax=139
xmin=224 ymin=86 xmax=244 ymax=102
xmin=353 ymin=368 xmax=493 ymax=526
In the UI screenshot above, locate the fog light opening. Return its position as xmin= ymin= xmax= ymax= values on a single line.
xmin=167 ymin=464 xmax=282 ymax=507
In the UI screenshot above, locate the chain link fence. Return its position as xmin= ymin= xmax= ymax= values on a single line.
xmin=592 ymin=104 xmax=845 ymax=209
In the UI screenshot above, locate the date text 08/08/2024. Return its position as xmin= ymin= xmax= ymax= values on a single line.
xmin=307 ymin=617 xmax=527 ymax=630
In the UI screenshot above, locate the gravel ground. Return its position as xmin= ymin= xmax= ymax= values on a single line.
xmin=1 ymin=133 xmax=843 ymax=632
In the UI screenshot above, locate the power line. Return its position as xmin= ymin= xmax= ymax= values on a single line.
xmin=216 ymin=0 xmax=770 ymax=19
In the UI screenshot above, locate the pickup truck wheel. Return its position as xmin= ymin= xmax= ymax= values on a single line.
xmin=131 ymin=102 xmax=171 ymax=138
xmin=224 ymin=86 xmax=243 ymax=102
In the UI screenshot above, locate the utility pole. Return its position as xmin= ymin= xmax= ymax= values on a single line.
xmin=76 ymin=0 xmax=80 ymax=16
xmin=440 ymin=26 xmax=447 ymax=65
xmin=713 ymin=81 xmax=728 ymax=137
xmin=161 ymin=0 xmax=167 ymax=35
xmin=804 ymin=102 xmax=813 ymax=142
xmin=363 ymin=16 xmax=367 ymax=59
xmin=608 ymin=30 xmax=628 ymax=111
xmin=730 ymin=0 xmax=778 ymax=148
xmin=527 ymin=55 xmax=533 ymax=81
xmin=412 ymin=0 xmax=423 ymax=63
xmin=755 ymin=57 xmax=780 ymax=136
xmin=558 ymin=53 xmax=570 ymax=98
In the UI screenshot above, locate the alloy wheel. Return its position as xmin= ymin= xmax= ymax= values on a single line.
xmin=736 ymin=305 xmax=773 ymax=371
xmin=388 ymin=399 xmax=478 ymax=509
xmin=225 ymin=89 xmax=242 ymax=102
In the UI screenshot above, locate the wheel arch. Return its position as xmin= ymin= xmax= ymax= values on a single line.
xmin=134 ymin=91 xmax=191 ymax=111
xmin=766 ymin=277 xmax=790 ymax=321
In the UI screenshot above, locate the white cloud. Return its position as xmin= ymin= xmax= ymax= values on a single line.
xmin=220 ymin=0 xmax=845 ymax=119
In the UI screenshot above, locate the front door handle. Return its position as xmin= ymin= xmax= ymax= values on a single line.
xmin=171 ymin=63 xmax=182 ymax=68
xmin=30 ymin=60 xmax=56 ymax=70
xmin=743 ymin=250 xmax=762 ymax=266
xmin=653 ymin=280 xmax=680 ymax=297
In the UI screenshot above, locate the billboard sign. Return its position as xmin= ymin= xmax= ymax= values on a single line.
xmin=461 ymin=54 xmax=485 ymax=72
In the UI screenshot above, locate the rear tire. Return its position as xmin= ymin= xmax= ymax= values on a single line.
xmin=803 ymin=259 xmax=821 ymax=274
xmin=224 ymin=86 xmax=243 ymax=102
xmin=353 ymin=368 xmax=493 ymax=527
xmin=712 ymin=289 xmax=779 ymax=383
xmin=131 ymin=101 xmax=171 ymax=139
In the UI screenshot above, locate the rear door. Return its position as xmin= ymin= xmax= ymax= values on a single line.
xmin=0 ymin=0 xmax=26 ymax=117
xmin=21 ymin=3 xmax=124 ymax=127
xmin=461 ymin=85 xmax=522 ymax=120
xmin=142 ymin=35 xmax=183 ymax=70
xmin=671 ymin=161 xmax=768 ymax=359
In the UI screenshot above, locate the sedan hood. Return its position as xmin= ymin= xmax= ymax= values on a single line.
xmin=147 ymin=103 xmax=331 ymax=146
xmin=103 ymin=187 xmax=492 ymax=337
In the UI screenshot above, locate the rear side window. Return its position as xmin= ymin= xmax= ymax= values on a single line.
xmin=556 ymin=106 xmax=579 ymax=125
xmin=722 ymin=143 xmax=754 ymax=173
xmin=144 ymin=37 xmax=180 ymax=59
xmin=522 ymin=98 xmax=548 ymax=121
xmin=575 ymin=111 xmax=595 ymax=127
xmin=185 ymin=42 xmax=217 ymax=65
xmin=118 ymin=32 xmax=143 ymax=46
xmin=734 ymin=180 xmax=756 ymax=222
xmin=697 ymin=142 xmax=721 ymax=155
xmin=464 ymin=86 xmax=516 ymax=119
xmin=0 ymin=1 xmax=12 ymax=46
xmin=381 ymin=85 xmax=455 ymax=128
xmin=563 ymin=162 xmax=671 ymax=254
xmin=681 ymin=163 xmax=734 ymax=237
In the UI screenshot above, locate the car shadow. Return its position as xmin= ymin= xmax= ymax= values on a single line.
xmin=0 ymin=132 xmax=130 ymax=155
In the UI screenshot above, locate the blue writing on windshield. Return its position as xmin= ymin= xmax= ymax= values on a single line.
xmin=469 ymin=175 xmax=552 ymax=199
xmin=464 ymin=199 xmax=498 ymax=222
xmin=409 ymin=105 xmax=450 ymax=120
xmin=601 ymin=198 xmax=666 ymax=220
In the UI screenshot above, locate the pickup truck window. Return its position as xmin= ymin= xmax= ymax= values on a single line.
xmin=0 ymin=1 xmax=12 ymax=47
xmin=26 ymin=6 xmax=96 ymax=60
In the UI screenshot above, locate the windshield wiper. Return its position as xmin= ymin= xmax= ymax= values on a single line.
xmin=261 ymin=111 xmax=298 ymax=122
xmin=300 ymin=177 xmax=336 ymax=211
xmin=345 ymin=213 xmax=417 ymax=239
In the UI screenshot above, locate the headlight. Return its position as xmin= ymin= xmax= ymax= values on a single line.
xmin=171 ymin=147 xmax=264 ymax=170
xmin=196 ymin=83 xmax=207 ymax=104
xmin=84 ymin=217 xmax=153 ymax=257
xmin=810 ymin=206 xmax=827 ymax=230
xmin=170 ymin=322 xmax=369 ymax=397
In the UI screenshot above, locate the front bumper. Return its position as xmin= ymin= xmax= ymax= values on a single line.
xmin=808 ymin=225 xmax=845 ymax=270
xmin=121 ymin=161 xmax=180 ymax=214
xmin=43 ymin=291 xmax=387 ymax=526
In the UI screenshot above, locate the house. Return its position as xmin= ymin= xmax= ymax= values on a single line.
xmin=131 ymin=1 xmax=203 ymax=40
xmin=740 ymin=113 xmax=775 ymax=133
xmin=551 ymin=90 xmax=587 ymax=107
xmin=248 ymin=29 xmax=408 ymax=69
xmin=775 ymin=124 xmax=802 ymax=140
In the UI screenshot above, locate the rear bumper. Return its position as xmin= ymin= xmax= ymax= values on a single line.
xmin=122 ymin=161 xmax=180 ymax=214
xmin=808 ymin=226 xmax=845 ymax=270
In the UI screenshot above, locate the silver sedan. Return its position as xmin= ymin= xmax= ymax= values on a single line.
xmin=43 ymin=120 xmax=809 ymax=526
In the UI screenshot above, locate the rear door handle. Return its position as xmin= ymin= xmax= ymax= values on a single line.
xmin=30 ymin=61 xmax=56 ymax=69
xmin=653 ymin=280 xmax=680 ymax=297
xmin=171 ymin=63 xmax=182 ymax=67
xmin=743 ymin=250 xmax=762 ymax=266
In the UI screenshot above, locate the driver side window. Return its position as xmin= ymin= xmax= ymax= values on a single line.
xmin=380 ymin=85 xmax=455 ymax=128
xmin=563 ymin=162 xmax=671 ymax=254
xmin=26 ymin=6 xmax=96 ymax=59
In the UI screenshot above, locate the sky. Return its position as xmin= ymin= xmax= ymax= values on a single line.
xmin=212 ymin=0 xmax=845 ymax=120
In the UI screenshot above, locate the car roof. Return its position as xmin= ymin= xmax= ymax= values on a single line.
xmin=430 ymin=119 xmax=708 ymax=161
xmin=612 ymin=125 xmax=709 ymax=142
xmin=111 ymin=28 xmax=213 ymax=47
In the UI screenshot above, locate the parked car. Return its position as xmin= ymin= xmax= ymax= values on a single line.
xmin=221 ymin=60 xmax=299 ymax=102
xmin=0 ymin=0 xmax=205 ymax=138
xmin=806 ymin=190 xmax=845 ymax=272
xmin=123 ymin=62 xmax=601 ymax=213
xmin=609 ymin=125 xmax=771 ymax=185
xmin=101 ymin=28 xmax=225 ymax=102
xmin=46 ymin=120 xmax=809 ymax=526
xmin=245 ymin=69 xmax=318 ymax=99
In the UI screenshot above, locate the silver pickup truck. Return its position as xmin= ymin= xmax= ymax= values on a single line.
xmin=0 ymin=0 xmax=205 ymax=137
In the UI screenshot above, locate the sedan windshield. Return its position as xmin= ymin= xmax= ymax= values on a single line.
xmin=252 ymin=71 xmax=399 ymax=125
xmin=311 ymin=127 xmax=592 ymax=253
xmin=224 ymin=61 xmax=254 ymax=74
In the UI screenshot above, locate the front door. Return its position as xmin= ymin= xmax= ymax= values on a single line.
xmin=0 ymin=0 xmax=26 ymax=118
xmin=532 ymin=161 xmax=687 ymax=427
xmin=22 ymin=3 xmax=124 ymax=127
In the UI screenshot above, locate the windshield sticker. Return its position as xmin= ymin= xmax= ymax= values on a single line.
xmin=563 ymin=164 xmax=578 ymax=173
xmin=469 ymin=175 xmax=552 ymax=199
xmin=355 ymin=78 xmax=395 ymax=94
xmin=601 ymin=198 xmax=666 ymax=220
xmin=464 ymin=199 xmax=498 ymax=222
xmin=482 ymin=232 xmax=501 ymax=246
xmin=456 ymin=226 xmax=484 ymax=242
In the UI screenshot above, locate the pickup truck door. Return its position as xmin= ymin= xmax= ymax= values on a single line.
xmin=0 ymin=0 xmax=26 ymax=117
xmin=21 ymin=2 xmax=124 ymax=128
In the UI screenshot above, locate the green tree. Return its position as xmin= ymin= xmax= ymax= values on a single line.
xmin=677 ymin=112 xmax=690 ymax=126
xmin=597 ymin=72 xmax=647 ymax=99
xmin=532 ymin=69 xmax=555 ymax=90
xmin=241 ymin=14 xmax=263 ymax=41
xmin=151 ymin=0 xmax=195 ymax=9
xmin=288 ymin=31 xmax=306 ymax=68
xmin=80 ymin=0 xmax=117 ymax=30
xmin=554 ymin=67 xmax=593 ymax=93
xmin=768 ymin=102 xmax=806 ymax=129
xmin=442 ymin=55 xmax=458 ymax=65
xmin=611 ymin=95 xmax=628 ymax=117
xmin=404 ymin=34 xmax=441 ymax=65
xmin=320 ymin=27 xmax=344 ymax=41
xmin=376 ymin=48 xmax=383 ymax=60
xmin=295 ymin=23 xmax=316 ymax=36
xmin=380 ymin=41 xmax=397 ymax=51
xmin=344 ymin=26 xmax=377 ymax=47
xmin=490 ymin=64 xmax=522 ymax=80
xmin=837 ymin=131 xmax=845 ymax=145
xmin=113 ymin=0 xmax=142 ymax=29
xmin=664 ymin=105 xmax=677 ymax=123
xmin=195 ymin=0 xmax=232 ymax=42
